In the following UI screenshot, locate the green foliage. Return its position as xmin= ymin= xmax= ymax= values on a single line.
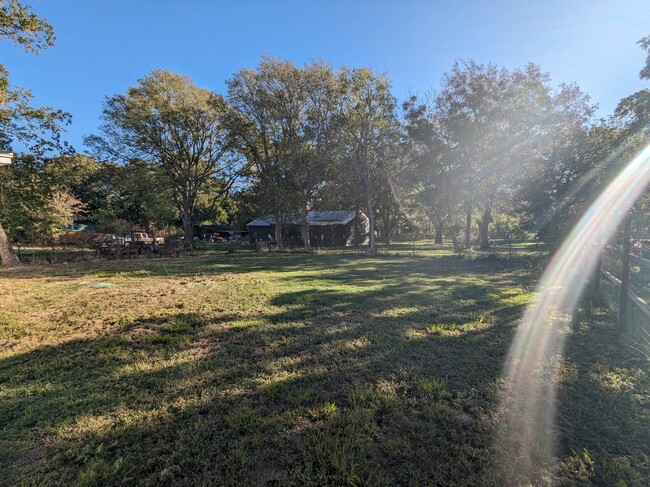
xmin=0 ymin=0 xmax=54 ymax=53
xmin=307 ymin=402 xmax=339 ymax=421
xmin=0 ymin=1 xmax=69 ymax=157
xmin=435 ymin=61 xmax=595 ymax=248
xmin=0 ymin=0 xmax=70 ymax=266
xmin=227 ymin=57 xmax=346 ymax=249
xmin=638 ymin=33 xmax=650 ymax=81
xmin=492 ymin=212 xmax=531 ymax=238
xmin=0 ymin=155 xmax=87 ymax=243
xmin=88 ymin=159 xmax=177 ymax=232
xmin=87 ymin=70 xmax=241 ymax=246
xmin=0 ymin=65 xmax=71 ymax=156
xmin=628 ymin=329 xmax=650 ymax=370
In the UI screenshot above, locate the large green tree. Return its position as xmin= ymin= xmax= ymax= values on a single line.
xmin=402 ymin=95 xmax=456 ymax=244
xmin=616 ymin=33 xmax=650 ymax=135
xmin=86 ymin=159 xmax=177 ymax=233
xmin=293 ymin=62 xmax=341 ymax=250
xmin=227 ymin=58 xmax=341 ymax=250
xmin=520 ymin=121 xmax=618 ymax=245
xmin=227 ymin=58 xmax=297 ymax=248
xmin=638 ymin=33 xmax=650 ymax=81
xmin=0 ymin=155 xmax=86 ymax=246
xmin=526 ymin=33 xmax=650 ymax=247
xmin=87 ymin=70 xmax=241 ymax=249
xmin=0 ymin=0 xmax=70 ymax=267
xmin=336 ymin=68 xmax=400 ymax=255
xmin=432 ymin=60 xmax=594 ymax=249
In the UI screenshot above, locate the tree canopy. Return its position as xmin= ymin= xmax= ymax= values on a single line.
xmin=0 ymin=0 xmax=70 ymax=266
xmin=87 ymin=70 xmax=242 ymax=248
xmin=2 ymin=12 xmax=650 ymax=263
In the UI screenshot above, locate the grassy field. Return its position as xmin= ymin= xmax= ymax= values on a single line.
xmin=1 ymin=243 xmax=648 ymax=486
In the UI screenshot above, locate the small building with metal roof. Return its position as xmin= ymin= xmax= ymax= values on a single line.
xmin=247 ymin=210 xmax=369 ymax=247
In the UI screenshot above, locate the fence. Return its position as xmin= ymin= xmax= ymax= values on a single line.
xmin=15 ymin=244 xmax=99 ymax=264
xmin=13 ymin=230 xmax=541 ymax=264
xmin=14 ymin=231 xmax=183 ymax=264
xmin=601 ymin=244 xmax=650 ymax=332
xmin=253 ymin=234 xmax=538 ymax=259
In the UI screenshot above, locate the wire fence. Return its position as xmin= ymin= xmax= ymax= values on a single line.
xmin=14 ymin=231 xmax=183 ymax=264
xmin=251 ymin=234 xmax=540 ymax=259
xmin=13 ymin=230 xmax=541 ymax=264
xmin=601 ymin=243 xmax=650 ymax=333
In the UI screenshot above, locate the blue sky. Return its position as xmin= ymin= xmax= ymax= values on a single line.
xmin=2 ymin=0 xmax=649 ymax=150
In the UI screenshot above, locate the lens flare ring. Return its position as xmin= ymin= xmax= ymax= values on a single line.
xmin=497 ymin=142 xmax=650 ymax=482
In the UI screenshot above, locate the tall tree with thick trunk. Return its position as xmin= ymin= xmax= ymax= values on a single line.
xmin=227 ymin=58 xmax=297 ymax=249
xmin=0 ymin=222 xmax=19 ymax=266
xmin=87 ymin=70 xmax=240 ymax=249
xmin=296 ymin=63 xmax=340 ymax=250
xmin=402 ymin=95 xmax=457 ymax=245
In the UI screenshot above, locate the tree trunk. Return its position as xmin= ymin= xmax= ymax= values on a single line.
xmin=301 ymin=205 xmax=311 ymax=251
xmin=593 ymin=253 xmax=602 ymax=294
xmin=435 ymin=216 xmax=443 ymax=244
xmin=465 ymin=206 xmax=472 ymax=249
xmin=182 ymin=218 xmax=193 ymax=250
xmin=274 ymin=207 xmax=283 ymax=250
xmin=381 ymin=214 xmax=390 ymax=244
xmin=450 ymin=226 xmax=463 ymax=253
xmin=365 ymin=185 xmax=377 ymax=256
xmin=0 ymin=222 xmax=21 ymax=267
xmin=479 ymin=206 xmax=492 ymax=250
xmin=354 ymin=206 xmax=361 ymax=248
xmin=619 ymin=213 xmax=632 ymax=330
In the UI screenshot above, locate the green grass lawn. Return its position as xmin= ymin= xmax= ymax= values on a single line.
xmin=1 ymin=244 xmax=648 ymax=486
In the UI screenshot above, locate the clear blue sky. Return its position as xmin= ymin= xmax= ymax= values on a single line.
xmin=2 ymin=0 xmax=649 ymax=151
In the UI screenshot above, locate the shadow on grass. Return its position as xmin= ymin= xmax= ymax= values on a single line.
xmin=548 ymin=301 xmax=650 ymax=485
xmin=0 ymin=245 xmax=544 ymax=283
xmin=2 ymin=251 xmax=643 ymax=486
xmin=1 ymin=257 xmax=532 ymax=486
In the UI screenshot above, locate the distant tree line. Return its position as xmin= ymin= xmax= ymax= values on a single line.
xmin=1 ymin=0 xmax=650 ymax=266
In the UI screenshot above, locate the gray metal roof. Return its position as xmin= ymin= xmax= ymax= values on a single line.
xmin=247 ymin=211 xmax=357 ymax=227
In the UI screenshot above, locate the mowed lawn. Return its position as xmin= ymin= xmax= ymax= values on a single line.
xmin=1 ymin=244 xmax=648 ymax=486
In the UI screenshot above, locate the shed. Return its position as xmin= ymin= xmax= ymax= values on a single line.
xmin=247 ymin=210 xmax=369 ymax=247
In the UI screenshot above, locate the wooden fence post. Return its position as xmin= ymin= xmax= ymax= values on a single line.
xmin=594 ymin=252 xmax=602 ymax=294
xmin=619 ymin=214 xmax=632 ymax=330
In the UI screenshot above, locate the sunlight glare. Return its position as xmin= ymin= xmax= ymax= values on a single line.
xmin=497 ymin=142 xmax=650 ymax=481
